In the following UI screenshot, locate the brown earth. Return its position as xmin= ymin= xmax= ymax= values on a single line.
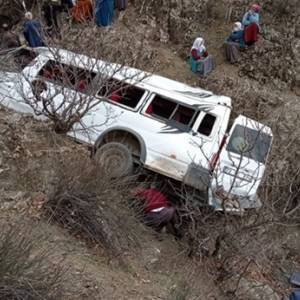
xmin=0 ymin=107 xmax=222 ymax=299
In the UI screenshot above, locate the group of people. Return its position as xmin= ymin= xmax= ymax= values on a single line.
xmin=43 ymin=0 xmax=128 ymax=28
xmin=190 ymin=3 xmax=262 ymax=74
xmin=0 ymin=0 xmax=128 ymax=50
xmin=225 ymin=3 xmax=261 ymax=63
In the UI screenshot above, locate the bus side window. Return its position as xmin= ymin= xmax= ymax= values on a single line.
xmin=145 ymin=95 xmax=176 ymax=119
xmin=38 ymin=60 xmax=96 ymax=93
xmin=97 ymin=78 xmax=145 ymax=109
xmin=198 ymin=113 xmax=216 ymax=136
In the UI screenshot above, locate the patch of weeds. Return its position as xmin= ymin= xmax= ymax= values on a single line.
xmin=0 ymin=220 xmax=66 ymax=300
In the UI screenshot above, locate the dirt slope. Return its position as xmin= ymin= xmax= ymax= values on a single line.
xmin=0 ymin=107 xmax=223 ymax=299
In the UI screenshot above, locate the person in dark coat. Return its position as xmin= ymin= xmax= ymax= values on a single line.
xmin=0 ymin=23 xmax=21 ymax=49
xmin=61 ymin=0 xmax=74 ymax=11
xmin=115 ymin=0 xmax=127 ymax=11
xmin=42 ymin=1 xmax=60 ymax=37
xmin=95 ymin=0 xmax=114 ymax=27
xmin=23 ymin=12 xmax=46 ymax=48
xmin=224 ymin=22 xmax=245 ymax=64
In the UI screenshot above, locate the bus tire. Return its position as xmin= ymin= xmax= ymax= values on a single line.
xmin=94 ymin=142 xmax=133 ymax=177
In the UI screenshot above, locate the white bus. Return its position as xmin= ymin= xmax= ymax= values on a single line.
xmin=0 ymin=47 xmax=273 ymax=212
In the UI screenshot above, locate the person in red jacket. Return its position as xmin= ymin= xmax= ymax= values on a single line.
xmin=135 ymin=185 xmax=176 ymax=233
xmin=71 ymin=0 xmax=93 ymax=22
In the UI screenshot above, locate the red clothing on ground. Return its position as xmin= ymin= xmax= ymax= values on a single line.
xmin=244 ymin=22 xmax=259 ymax=44
xmin=137 ymin=188 xmax=170 ymax=212
xmin=191 ymin=49 xmax=209 ymax=60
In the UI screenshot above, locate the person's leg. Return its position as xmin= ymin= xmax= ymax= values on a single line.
xmin=144 ymin=207 xmax=176 ymax=232
xmin=166 ymin=209 xmax=183 ymax=238
xmin=155 ymin=207 xmax=175 ymax=231
xmin=144 ymin=212 xmax=163 ymax=231
xmin=53 ymin=6 xmax=59 ymax=29
xmin=224 ymin=42 xmax=240 ymax=63
xmin=53 ymin=6 xmax=62 ymax=39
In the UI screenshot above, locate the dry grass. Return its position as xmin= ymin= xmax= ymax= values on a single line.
xmin=0 ymin=219 xmax=66 ymax=300
xmin=42 ymin=154 xmax=146 ymax=256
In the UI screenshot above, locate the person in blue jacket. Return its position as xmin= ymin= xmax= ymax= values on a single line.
xmin=23 ymin=12 xmax=46 ymax=48
xmin=95 ymin=0 xmax=114 ymax=27
xmin=242 ymin=4 xmax=260 ymax=27
xmin=224 ymin=22 xmax=245 ymax=63
xmin=242 ymin=4 xmax=261 ymax=45
xmin=227 ymin=22 xmax=245 ymax=48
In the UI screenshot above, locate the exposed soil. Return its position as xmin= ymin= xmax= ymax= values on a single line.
xmin=0 ymin=107 xmax=223 ymax=299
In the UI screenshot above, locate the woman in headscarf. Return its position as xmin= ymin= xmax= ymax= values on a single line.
xmin=189 ymin=37 xmax=214 ymax=76
xmin=23 ymin=12 xmax=46 ymax=48
xmin=224 ymin=22 xmax=245 ymax=64
xmin=242 ymin=3 xmax=261 ymax=45
xmin=227 ymin=22 xmax=245 ymax=48
xmin=190 ymin=37 xmax=209 ymax=61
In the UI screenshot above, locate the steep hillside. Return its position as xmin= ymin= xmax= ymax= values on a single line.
xmin=0 ymin=1 xmax=299 ymax=299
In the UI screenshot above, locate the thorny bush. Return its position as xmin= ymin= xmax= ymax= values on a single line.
xmin=42 ymin=155 xmax=145 ymax=256
xmin=0 ymin=220 xmax=66 ymax=300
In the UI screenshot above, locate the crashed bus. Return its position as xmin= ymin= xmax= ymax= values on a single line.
xmin=0 ymin=47 xmax=273 ymax=212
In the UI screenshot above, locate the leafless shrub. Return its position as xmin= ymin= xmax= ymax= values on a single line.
xmin=0 ymin=220 xmax=66 ymax=300
xmin=42 ymin=155 xmax=145 ymax=256
xmin=0 ymin=0 xmax=34 ymax=26
xmin=0 ymin=14 xmax=157 ymax=135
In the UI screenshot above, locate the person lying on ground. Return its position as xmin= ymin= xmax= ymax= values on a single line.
xmin=134 ymin=184 xmax=180 ymax=236
xmin=23 ymin=12 xmax=46 ymax=48
xmin=190 ymin=37 xmax=209 ymax=61
xmin=0 ymin=23 xmax=21 ymax=50
xmin=242 ymin=3 xmax=261 ymax=45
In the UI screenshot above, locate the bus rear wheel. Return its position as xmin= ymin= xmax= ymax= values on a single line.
xmin=94 ymin=142 xmax=133 ymax=177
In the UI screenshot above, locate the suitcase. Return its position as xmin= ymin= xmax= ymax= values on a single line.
xmin=115 ymin=0 xmax=127 ymax=11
